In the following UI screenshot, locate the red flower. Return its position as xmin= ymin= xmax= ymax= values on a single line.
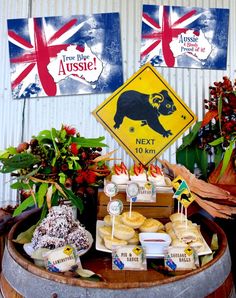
xmin=75 ymin=170 xmax=85 ymax=184
xmin=70 ymin=143 xmax=79 ymax=155
xmin=63 ymin=125 xmax=76 ymax=136
xmin=227 ymin=93 xmax=236 ymax=109
xmin=84 ymin=170 xmax=97 ymax=184
xmin=61 ymin=164 xmax=69 ymax=171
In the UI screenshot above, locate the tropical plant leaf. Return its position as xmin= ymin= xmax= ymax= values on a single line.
xmin=200 ymin=233 xmax=218 ymax=266
xmin=13 ymin=222 xmax=38 ymax=244
xmin=15 ymin=167 xmax=41 ymax=181
xmin=40 ymin=201 xmax=48 ymax=220
xmin=209 ymin=137 xmax=224 ymax=146
xmin=183 ymin=121 xmax=202 ymax=145
xmin=214 ymin=146 xmax=223 ymax=168
xmin=13 ymin=195 xmax=36 ymax=217
xmin=0 ymin=150 xmax=9 ymax=158
xmin=0 ymin=147 xmax=17 ymax=158
xmin=10 ymin=181 xmax=31 ymax=190
xmin=60 ymin=128 xmax=67 ymax=140
xmin=34 ymin=129 xmax=52 ymax=142
xmin=218 ymin=95 xmax=222 ymax=132
xmin=211 ymin=233 xmax=219 ymax=251
xmin=219 ymin=140 xmax=234 ymax=179
xmin=176 ymin=146 xmax=195 ymax=173
xmin=37 ymin=183 xmax=48 ymax=208
xmin=0 ymin=153 xmax=40 ymax=173
xmin=59 ymin=173 xmax=66 ymax=184
xmin=51 ymin=128 xmax=60 ymax=158
xmin=200 ymin=252 xmax=215 ymax=266
xmin=78 ymin=273 xmax=102 ymax=281
xmin=76 ymin=268 xmax=97 ymax=278
xmin=61 ymin=185 xmax=84 ymax=214
xmin=177 ymin=122 xmax=202 ymax=150
xmin=71 ymin=136 xmax=108 ymax=147
xmin=201 ymin=110 xmax=218 ymax=127
xmin=195 ymin=147 xmax=208 ymax=178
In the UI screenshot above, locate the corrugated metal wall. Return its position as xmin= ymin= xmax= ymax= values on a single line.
xmin=0 ymin=0 xmax=235 ymax=206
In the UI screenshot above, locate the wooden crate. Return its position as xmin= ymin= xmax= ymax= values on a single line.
xmin=97 ymin=188 xmax=174 ymax=219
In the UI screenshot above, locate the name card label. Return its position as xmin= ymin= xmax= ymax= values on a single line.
xmin=127 ymin=182 xmax=156 ymax=202
xmin=165 ymin=246 xmax=199 ymax=271
xmin=112 ymin=245 xmax=147 ymax=271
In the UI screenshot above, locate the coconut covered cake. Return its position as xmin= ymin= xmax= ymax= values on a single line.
xmin=31 ymin=205 xmax=90 ymax=251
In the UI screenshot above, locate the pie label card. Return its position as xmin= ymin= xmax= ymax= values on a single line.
xmin=112 ymin=245 xmax=147 ymax=270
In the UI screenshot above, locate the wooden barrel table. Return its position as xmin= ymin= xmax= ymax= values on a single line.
xmin=0 ymin=211 xmax=235 ymax=298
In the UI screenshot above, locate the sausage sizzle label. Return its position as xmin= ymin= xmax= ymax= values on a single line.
xmin=93 ymin=63 xmax=197 ymax=165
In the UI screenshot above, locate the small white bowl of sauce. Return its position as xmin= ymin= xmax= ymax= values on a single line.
xmin=139 ymin=232 xmax=171 ymax=254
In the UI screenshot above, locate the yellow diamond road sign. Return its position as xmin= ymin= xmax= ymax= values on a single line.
xmin=93 ymin=63 xmax=197 ymax=166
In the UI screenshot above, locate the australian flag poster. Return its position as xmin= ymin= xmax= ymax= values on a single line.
xmin=141 ymin=5 xmax=229 ymax=70
xmin=7 ymin=13 xmax=123 ymax=99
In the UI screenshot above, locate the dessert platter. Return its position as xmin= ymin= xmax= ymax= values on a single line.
xmin=110 ymin=162 xmax=172 ymax=192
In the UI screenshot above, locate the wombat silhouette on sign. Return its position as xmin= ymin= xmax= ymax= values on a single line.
xmin=114 ymin=90 xmax=176 ymax=137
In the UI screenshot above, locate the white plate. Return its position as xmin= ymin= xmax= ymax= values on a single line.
xmin=96 ymin=220 xmax=212 ymax=257
xmin=96 ymin=220 xmax=166 ymax=258
xmin=96 ymin=220 xmax=111 ymax=253
xmin=195 ymin=235 xmax=212 ymax=256
xmin=23 ymin=230 xmax=93 ymax=258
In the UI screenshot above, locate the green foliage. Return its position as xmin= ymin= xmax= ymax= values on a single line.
xmin=13 ymin=195 xmax=36 ymax=217
xmin=10 ymin=181 xmax=31 ymax=190
xmin=37 ymin=183 xmax=48 ymax=208
xmin=176 ymin=146 xmax=195 ymax=173
xmin=177 ymin=77 xmax=236 ymax=179
xmin=219 ymin=140 xmax=235 ymax=179
xmin=176 ymin=121 xmax=209 ymax=179
xmin=177 ymin=121 xmax=202 ymax=151
xmin=61 ymin=185 xmax=84 ymax=214
xmin=0 ymin=153 xmax=40 ymax=173
xmin=71 ymin=136 xmax=108 ymax=148
xmin=200 ymin=233 xmax=218 ymax=266
xmin=13 ymin=223 xmax=39 ymax=244
xmin=0 ymin=125 xmax=110 ymax=220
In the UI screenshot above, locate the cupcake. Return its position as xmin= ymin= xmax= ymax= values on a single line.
xmin=111 ymin=162 xmax=129 ymax=184
xmin=147 ymin=164 xmax=166 ymax=186
xmin=129 ymin=164 xmax=147 ymax=182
